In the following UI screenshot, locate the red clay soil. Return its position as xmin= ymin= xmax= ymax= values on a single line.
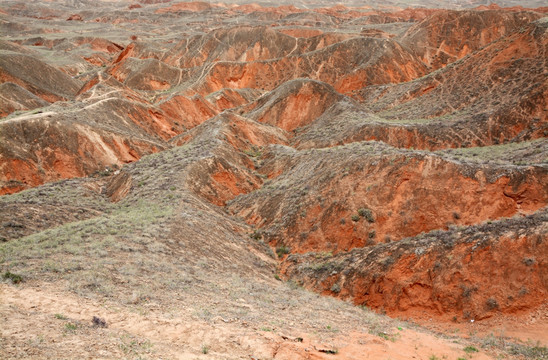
xmin=282 ymin=211 xmax=548 ymax=322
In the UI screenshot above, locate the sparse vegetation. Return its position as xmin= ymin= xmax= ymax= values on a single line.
xmin=243 ymin=145 xmax=262 ymax=158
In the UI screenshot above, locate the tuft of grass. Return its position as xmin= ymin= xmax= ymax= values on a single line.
xmin=464 ymin=345 xmax=479 ymax=353
xmin=54 ymin=313 xmax=67 ymax=320
xmin=64 ymin=322 xmax=78 ymax=332
xmin=377 ymin=331 xmax=400 ymax=342
xmin=201 ymin=344 xmax=210 ymax=354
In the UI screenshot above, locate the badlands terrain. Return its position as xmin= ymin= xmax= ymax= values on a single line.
xmin=1 ymin=0 xmax=547 ymax=359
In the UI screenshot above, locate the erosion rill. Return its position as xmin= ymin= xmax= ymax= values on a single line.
xmin=1 ymin=1 xmax=547 ymax=359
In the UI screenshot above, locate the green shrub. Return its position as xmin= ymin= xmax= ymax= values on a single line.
xmin=358 ymin=208 xmax=375 ymax=223
xmin=464 ymin=346 xmax=479 ymax=353
xmin=276 ymin=246 xmax=290 ymax=258
xmin=249 ymin=230 xmax=262 ymax=240
xmin=65 ymin=322 xmax=78 ymax=332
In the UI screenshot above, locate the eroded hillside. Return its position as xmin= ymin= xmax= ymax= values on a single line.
xmin=1 ymin=1 xmax=547 ymax=359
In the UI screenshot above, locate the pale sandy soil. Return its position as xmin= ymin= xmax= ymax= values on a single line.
xmin=0 ymin=281 xmax=509 ymax=360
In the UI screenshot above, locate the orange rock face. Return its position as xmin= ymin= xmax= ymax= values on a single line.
xmin=243 ymin=79 xmax=343 ymax=132
xmin=283 ymin=212 xmax=548 ymax=322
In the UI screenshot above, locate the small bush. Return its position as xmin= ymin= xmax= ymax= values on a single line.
xmin=351 ymin=214 xmax=360 ymax=222
xmin=3 ymin=271 xmax=23 ymax=284
xmin=201 ymin=344 xmax=209 ymax=354
xmin=92 ymin=316 xmax=107 ymax=328
xmin=486 ymin=298 xmax=498 ymax=310
xmin=276 ymin=246 xmax=290 ymax=258
xmin=358 ymin=208 xmax=375 ymax=223
xmin=249 ymin=230 xmax=262 ymax=240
